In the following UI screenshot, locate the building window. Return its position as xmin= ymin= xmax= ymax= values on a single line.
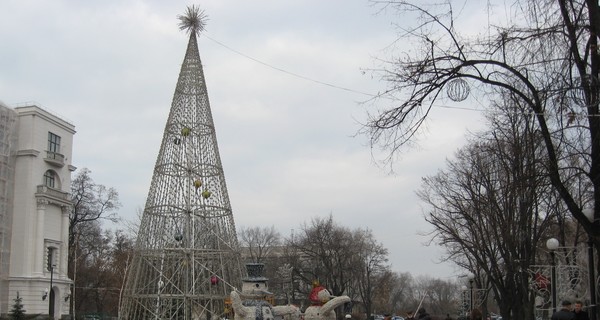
xmin=43 ymin=170 xmax=55 ymax=188
xmin=48 ymin=132 xmax=61 ymax=153
xmin=47 ymin=247 xmax=57 ymax=271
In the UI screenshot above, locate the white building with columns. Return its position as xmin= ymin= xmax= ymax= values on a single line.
xmin=0 ymin=102 xmax=75 ymax=319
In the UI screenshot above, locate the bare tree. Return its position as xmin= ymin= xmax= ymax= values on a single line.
xmin=370 ymin=269 xmax=397 ymax=316
xmin=283 ymin=216 xmax=395 ymax=319
xmin=286 ymin=215 xmax=355 ymax=297
xmin=387 ymin=272 xmax=417 ymax=316
xmin=366 ymin=1 xmax=599 ymax=256
xmin=68 ymin=168 xmax=121 ymax=317
xmin=368 ymin=271 xmax=459 ymax=317
xmin=238 ymin=225 xmax=282 ymax=263
xmin=417 ymin=97 xmax=560 ymax=318
xmin=352 ymin=228 xmax=389 ymax=319
xmin=415 ymin=276 xmax=460 ymax=317
xmin=71 ymin=221 xmax=134 ymax=318
xmin=72 ymin=221 xmax=114 ymax=316
xmin=70 ymin=168 xmax=121 ymax=248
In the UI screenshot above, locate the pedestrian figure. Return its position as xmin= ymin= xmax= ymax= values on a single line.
xmin=552 ymin=300 xmax=575 ymax=320
xmin=417 ymin=308 xmax=431 ymax=320
xmin=573 ymin=301 xmax=590 ymax=320
xmin=470 ymin=309 xmax=483 ymax=320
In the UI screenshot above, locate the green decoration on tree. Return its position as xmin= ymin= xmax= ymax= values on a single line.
xmin=194 ymin=179 xmax=202 ymax=189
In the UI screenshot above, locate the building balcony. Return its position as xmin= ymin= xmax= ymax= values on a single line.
xmin=44 ymin=151 xmax=65 ymax=167
xmin=36 ymin=185 xmax=71 ymax=206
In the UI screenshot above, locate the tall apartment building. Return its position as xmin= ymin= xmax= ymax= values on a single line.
xmin=0 ymin=102 xmax=76 ymax=319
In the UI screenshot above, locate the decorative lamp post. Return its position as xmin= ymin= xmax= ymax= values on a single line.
xmin=583 ymin=208 xmax=597 ymax=320
xmin=461 ymin=285 xmax=469 ymax=316
xmin=49 ymin=264 xmax=56 ymax=319
xmin=467 ymin=272 xmax=475 ymax=312
xmin=546 ymin=238 xmax=559 ymax=313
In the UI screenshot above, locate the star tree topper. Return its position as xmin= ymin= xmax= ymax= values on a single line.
xmin=178 ymin=5 xmax=208 ymax=35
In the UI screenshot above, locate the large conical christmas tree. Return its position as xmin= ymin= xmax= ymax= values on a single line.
xmin=120 ymin=6 xmax=243 ymax=319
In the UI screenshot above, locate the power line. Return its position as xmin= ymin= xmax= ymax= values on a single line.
xmin=201 ymin=32 xmax=378 ymax=97
xmin=200 ymin=33 xmax=600 ymax=119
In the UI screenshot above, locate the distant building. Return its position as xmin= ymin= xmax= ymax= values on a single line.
xmin=0 ymin=102 xmax=76 ymax=319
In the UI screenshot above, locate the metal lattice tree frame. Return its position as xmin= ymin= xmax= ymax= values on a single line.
xmin=120 ymin=6 xmax=243 ymax=320
xmin=529 ymin=246 xmax=592 ymax=318
xmin=457 ymin=287 xmax=488 ymax=317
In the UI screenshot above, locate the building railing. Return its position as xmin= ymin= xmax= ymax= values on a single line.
xmin=36 ymin=185 xmax=70 ymax=201
xmin=44 ymin=151 xmax=65 ymax=167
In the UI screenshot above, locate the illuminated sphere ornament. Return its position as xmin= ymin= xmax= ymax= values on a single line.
xmin=546 ymin=238 xmax=559 ymax=251
xmin=202 ymin=190 xmax=211 ymax=199
xmin=446 ymin=78 xmax=470 ymax=102
xmin=174 ymin=233 xmax=183 ymax=242
xmin=572 ymin=74 xmax=600 ymax=107
xmin=181 ymin=127 xmax=191 ymax=136
xmin=210 ymin=275 xmax=219 ymax=285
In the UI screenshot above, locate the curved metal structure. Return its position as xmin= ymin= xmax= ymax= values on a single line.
xmin=119 ymin=8 xmax=243 ymax=319
xmin=530 ymin=246 xmax=592 ymax=318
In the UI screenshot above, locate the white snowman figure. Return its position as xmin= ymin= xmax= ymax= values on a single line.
xmin=303 ymin=285 xmax=351 ymax=320
xmin=230 ymin=263 xmax=300 ymax=320
xmin=230 ymin=291 xmax=300 ymax=320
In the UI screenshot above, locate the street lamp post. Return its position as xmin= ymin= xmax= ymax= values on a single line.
xmin=49 ymin=264 xmax=56 ymax=320
xmin=467 ymin=273 xmax=475 ymax=312
xmin=583 ymin=208 xmax=597 ymax=320
xmin=546 ymin=238 xmax=559 ymax=314
xmin=461 ymin=285 xmax=469 ymax=317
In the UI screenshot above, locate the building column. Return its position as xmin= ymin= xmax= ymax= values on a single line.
xmin=60 ymin=205 xmax=69 ymax=278
xmin=35 ymin=199 xmax=48 ymax=275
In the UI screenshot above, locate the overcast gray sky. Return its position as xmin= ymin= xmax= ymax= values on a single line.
xmin=0 ymin=0 xmax=488 ymax=279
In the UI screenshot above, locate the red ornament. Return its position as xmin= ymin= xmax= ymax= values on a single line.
xmin=534 ymin=272 xmax=549 ymax=290
xmin=210 ymin=275 xmax=219 ymax=285
xmin=309 ymin=286 xmax=326 ymax=305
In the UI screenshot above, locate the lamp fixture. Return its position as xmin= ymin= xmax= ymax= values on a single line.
xmin=546 ymin=237 xmax=559 ymax=313
xmin=546 ymin=238 xmax=559 ymax=251
xmin=583 ymin=208 xmax=595 ymax=222
xmin=42 ymin=288 xmax=48 ymax=300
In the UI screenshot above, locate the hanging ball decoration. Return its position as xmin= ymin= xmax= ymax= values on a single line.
xmin=174 ymin=233 xmax=183 ymax=242
xmin=193 ymin=179 xmax=202 ymax=189
xmin=174 ymin=137 xmax=181 ymax=145
xmin=572 ymin=74 xmax=600 ymax=107
xmin=202 ymin=190 xmax=211 ymax=199
xmin=210 ymin=275 xmax=219 ymax=285
xmin=446 ymin=78 xmax=470 ymax=102
xmin=181 ymin=127 xmax=191 ymax=137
